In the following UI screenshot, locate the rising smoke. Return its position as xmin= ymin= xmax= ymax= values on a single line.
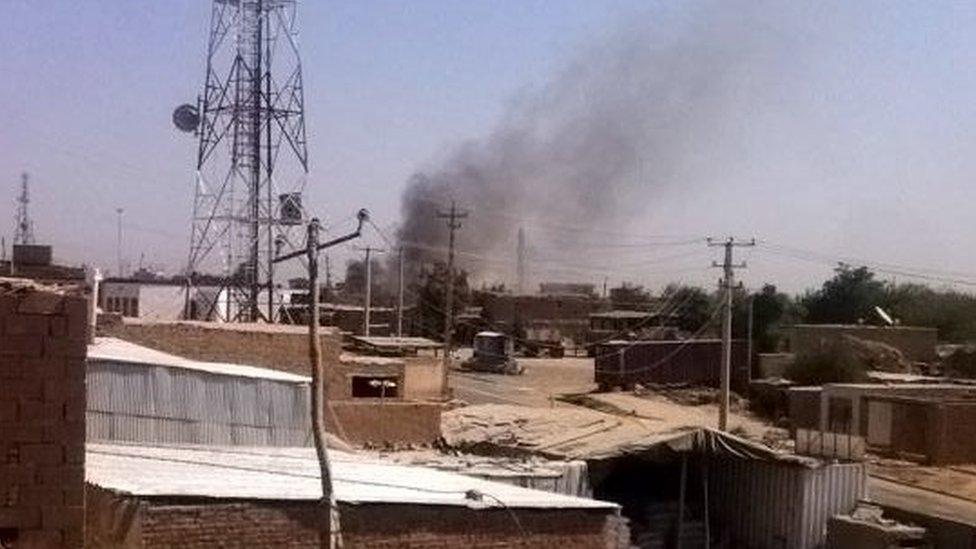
xmin=395 ymin=1 xmax=826 ymax=285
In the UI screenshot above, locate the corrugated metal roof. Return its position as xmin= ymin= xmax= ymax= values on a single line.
xmin=85 ymin=443 xmax=617 ymax=510
xmin=88 ymin=337 xmax=310 ymax=383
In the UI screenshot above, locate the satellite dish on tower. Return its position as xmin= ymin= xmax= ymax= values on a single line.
xmin=172 ymin=104 xmax=200 ymax=133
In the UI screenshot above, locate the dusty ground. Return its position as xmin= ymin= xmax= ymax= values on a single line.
xmin=449 ymin=356 xmax=596 ymax=407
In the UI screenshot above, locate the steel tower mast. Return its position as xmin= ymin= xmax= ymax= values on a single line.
xmin=185 ymin=0 xmax=308 ymax=322
xmin=13 ymin=172 xmax=35 ymax=246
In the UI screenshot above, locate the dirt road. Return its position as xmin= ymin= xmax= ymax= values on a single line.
xmin=450 ymin=356 xmax=596 ymax=407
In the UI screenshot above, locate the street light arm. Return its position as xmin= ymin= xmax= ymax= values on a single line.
xmin=272 ymin=209 xmax=369 ymax=264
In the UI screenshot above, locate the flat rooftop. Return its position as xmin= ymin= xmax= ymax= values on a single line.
xmin=85 ymin=443 xmax=617 ymax=511
xmin=348 ymin=335 xmax=442 ymax=349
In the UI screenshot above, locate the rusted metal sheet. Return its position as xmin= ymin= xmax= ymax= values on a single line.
xmin=594 ymin=339 xmax=750 ymax=390
xmin=86 ymin=359 xmax=311 ymax=447
xmin=709 ymin=457 xmax=866 ymax=549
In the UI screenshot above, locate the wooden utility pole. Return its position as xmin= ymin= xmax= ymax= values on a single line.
xmin=274 ymin=210 xmax=367 ymax=549
xmin=305 ymin=219 xmax=339 ymax=548
xmin=708 ymin=237 xmax=754 ymax=431
xmin=436 ymin=201 xmax=468 ymax=392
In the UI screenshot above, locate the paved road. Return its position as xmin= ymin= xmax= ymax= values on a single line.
xmin=449 ymin=357 xmax=596 ymax=407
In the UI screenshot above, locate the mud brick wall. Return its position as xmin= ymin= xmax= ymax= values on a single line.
xmin=87 ymin=493 xmax=623 ymax=549
xmin=102 ymin=320 xmax=346 ymax=395
xmin=0 ymin=281 xmax=88 ymax=548
xmin=926 ymin=400 xmax=976 ymax=465
xmin=329 ymin=401 xmax=442 ymax=446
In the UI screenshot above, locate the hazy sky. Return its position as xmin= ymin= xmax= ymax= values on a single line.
xmin=3 ymin=1 xmax=976 ymax=294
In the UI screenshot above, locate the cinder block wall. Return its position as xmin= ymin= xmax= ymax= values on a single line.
xmin=0 ymin=280 xmax=88 ymax=548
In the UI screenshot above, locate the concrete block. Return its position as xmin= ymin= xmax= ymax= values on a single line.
xmin=35 ymin=466 xmax=83 ymax=487
xmin=16 ymin=528 xmax=63 ymax=548
xmin=43 ymin=337 xmax=87 ymax=358
xmin=19 ymin=444 xmax=63 ymax=467
xmin=0 ymin=401 xmax=17 ymax=422
xmin=0 ymin=335 xmax=44 ymax=357
xmin=4 ymin=315 xmax=50 ymax=336
xmin=15 ymin=292 xmax=64 ymax=315
xmin=0 ymin=506 xmax=41 ymax=529
xmin=20 ymin=487 xmax=63 ymax=506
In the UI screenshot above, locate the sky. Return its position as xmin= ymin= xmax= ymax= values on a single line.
xmin=3 ymin=1 xmax=976 ymax=295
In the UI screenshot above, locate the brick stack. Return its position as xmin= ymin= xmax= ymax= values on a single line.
xmin=0 ymin=280 xmax=88 ymax=548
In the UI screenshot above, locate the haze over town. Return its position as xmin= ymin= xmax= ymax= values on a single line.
xmin=4 ymin=0 xmax=976 ymax=293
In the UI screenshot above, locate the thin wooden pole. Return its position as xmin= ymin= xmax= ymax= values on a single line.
xmin=703 ymin=458 xmax=710 ymax=548
xmin=308 ymin=219 xmax=341 ymax=549
xmin=677 ymin=454 xmax=687 ymax=549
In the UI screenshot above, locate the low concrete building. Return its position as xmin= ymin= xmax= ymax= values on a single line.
xmin=87 ymin=336 xmax=444 ymax=447
xmin=788 ymin=382 xmax=976 ymax=439
xmin=84 ymin=443 xmax=625 ymax=548
xmin=860 ymin=394 xmax=976 ymax=464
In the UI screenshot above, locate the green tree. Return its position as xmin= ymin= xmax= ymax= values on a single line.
xmin=609 ymin=283 xmax=653 ymax=310
xmin=800 ymin=264 xmax=885 ymax=324
xmin=747 ymin=284 xmax=793 ymax=352
xmin=412 ymin=261 xmax=471 ymax=340
xmin=663 ymin=284 xmax=715 ymax=333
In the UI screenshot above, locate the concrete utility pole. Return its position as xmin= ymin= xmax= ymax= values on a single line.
xmin=324 ymin=254 xmax=332 ymax=302
xmin=273 ymin=209 xmax=367 ymax=549
xmin=397 ymin=246 xmax=404 ymax=338
xmin=708 ymin=237 xmax=754 ymax=431
xmin=516 ymin=227 xmax=526 ymax=295
xmin=115 ymin=208 xmax=124 ymax=278
xmin=356 ymin=247 xmax=384 ymax=336
xmin=436 ymin=201 xmax=468 ymax=390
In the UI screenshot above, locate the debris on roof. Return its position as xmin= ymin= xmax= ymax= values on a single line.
xmin=443 ymin=403 xmax=811 ymax=465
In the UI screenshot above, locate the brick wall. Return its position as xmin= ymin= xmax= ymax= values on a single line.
xmin=926 ymin=400 xmax=976 ymax=465
xmin=329 ymin=401 xmax=442 ymax=446
xmin=101 ymin=319 xmax=343 ymax=381
xmin=0 ymin=280 xmax=88 ymax=548
xmin=87 ymin=492 xmax=622 ymax=549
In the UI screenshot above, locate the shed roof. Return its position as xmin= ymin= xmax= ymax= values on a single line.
xmin=444 ymin=403 xmax=815 ymax=466
xmin=85 ymin=443 xmax=617 ymax=510
xmin=88 ymin=337 xmax=310 ymax=384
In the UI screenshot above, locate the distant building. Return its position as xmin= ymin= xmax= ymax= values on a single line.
xmin=0 ymin=243 xmax=85 ymax=283
xmin=539 ymin=281 xmax=597 ymax=297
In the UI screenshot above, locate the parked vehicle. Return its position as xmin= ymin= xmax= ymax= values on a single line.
xmin=462 ymin=331 xmax=524 ymax=375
